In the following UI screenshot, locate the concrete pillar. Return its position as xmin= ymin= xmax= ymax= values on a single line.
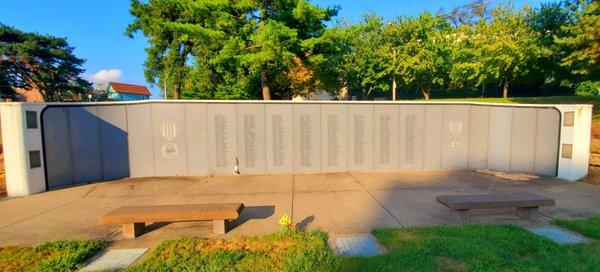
xmin=1 ymin=103 xmax=46 ymax=196
xmin=556 ymin=105 xmax=592 ymax=181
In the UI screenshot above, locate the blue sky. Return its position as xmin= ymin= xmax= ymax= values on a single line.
xmin=0 ymin=0 xmax=547 ymax=98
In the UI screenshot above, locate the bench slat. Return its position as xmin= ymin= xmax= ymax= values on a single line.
xmin=100 ymin=203 xmax=244 ymax=224
xmin=436 ymin=193 xmax=555 ymax=210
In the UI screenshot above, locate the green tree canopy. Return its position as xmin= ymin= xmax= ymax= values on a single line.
xmin=0 ymin=24 xmax=91 ymax=101
xmin=385 ymin=12 xmax=451 ymax=100
xmin=555 ymin=0 xmax=600 ymax=81
xmin=128 ymin=0 xmax=337 ymax=100
xmin=526 ymin=1 xmax=579 ymax=91
xmin=460 ymin=5 xmax=542 ymax=98
xmin=127 ymin=0 xmax=599 ymax=100
xmin=339 ymin=14 xmax=390 ymax=99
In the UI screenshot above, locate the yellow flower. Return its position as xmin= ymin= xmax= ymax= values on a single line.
xmin=279 ymin=214 xmax=292 ymax=228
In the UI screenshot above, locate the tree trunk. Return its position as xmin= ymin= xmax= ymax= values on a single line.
xmin=363 ymin=87 xmax=373 ymax=100
xmin=163 ymin=81 xmax=168 ymax=100
xmin=173 ymin=84 xmax=180 ymax=100
xmin=261 ymin=67 xmax=271 ymax=100
xmin=36 ymin=89 xmax=47 ymax=102
xmin=421 ymin=87 xmax=430 ymax=100
xmin=392 ymin=75 xmax=397 ymax=101
xmin=502 ymin=79 xmax=509 ymax=99
xmin=338 ymin=85 xmax=349 ymax=100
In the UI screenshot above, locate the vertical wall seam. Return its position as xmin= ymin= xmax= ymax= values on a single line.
xmin=346 ymin=105 xmax=351 ymax=171
xmin=318 ymin=105 xmax=322 ymax=172
xmin=292 ymin=105 xmax=296 ymax=174
xmin=262 ymin=104 xmax=267 ymax=173
xmin=95 ymin=106 xmax=104 ymax=181
xmin=532 ymin=109 xmax=539 ymax=173
xmin=463 ymin=106 xmax=471 ymax=169
xmin=205 ymin=104 xmax=212 ymax=174
xmin=419 ymin=106 xmax=424 ymax=170
xmin=183 ymin=105 xmax=190 ymax=175
xmin=150 ymin=104 xmax=156 ymax=176
xmin=422 ymin=107 xmax=427 ymax=170
xmin=343 ymin=104 xmax=348 ymax=171
xmin=508 ymin=108 xmax=515 ymax=171
xmin=485 ymin=107 xmax=491 ymax=169
xmin=265 ymin=106 xmax=271 ymax=173
xmin=371 ymin=105 xmax=375 ymax=170
xmin=234 ymin=104 xmax=239 ymax=174
xmin=125 ymin=105 xmax=132 ymax=177
xmin=66 ymin=108 xmax=75 ymax=186
xmin=440 ymin=106 xmax=445 ymax=169
xmin=467 ymin=106 xmax=472 ymax=169
xmin=234 ymin=104 xmax=239 ymax=173
xmin=396 ymin=105 xmax=406 ymax=171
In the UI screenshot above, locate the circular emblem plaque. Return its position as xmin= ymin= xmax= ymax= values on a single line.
xmin=162 ymin=142 xmax=179 ymax=158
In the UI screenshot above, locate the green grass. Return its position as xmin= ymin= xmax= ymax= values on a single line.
xmin=555 ymin=216 xmax=600 ymax=240
xmin=342 ymin=224 xmax=600 ymax=272
xmin=5 ymin=220 xmax=599 ymax=271
xmin=432 ymin=95 xmax=600 ymax=118
xmin=124 ymin=230 xmax=339 ymax=272
xmin=0 ymin=239 xmax=105 ymax=272
xmin=122 ymin=223 xmax=600 ymax=272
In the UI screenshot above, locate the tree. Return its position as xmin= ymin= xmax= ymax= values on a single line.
xmin=527 ymin=1 xmax=579 ymax=90
xmin=127 ymin=0 xmax=204 ymax=100
xmin=555 ymin=0 xmax=600 ymax=82
xmin=240 ymin=0 xmax=337 ymax=100
xmin=128 ymin=0 xmax=337 ymax=100
xmin=0 ymin=62 xmax=14 ymax=97
xmin=0 ymin=24 xmax=91 ymax=101
xmin=304 ymin=24 xmax=354 ymax=99
xmin=385 ymin=12 xmax=451 ymax=100
xmin=449 ymin=23 xmax=484 ymax=93
xmin=341 ymin=14 xmax=390 ymax=100
xmin=473 ymin=5 xmax=541 ymax=98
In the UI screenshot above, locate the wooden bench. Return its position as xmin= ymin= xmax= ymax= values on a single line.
xmin=100 ymin=203 xmax=244 ymax=238
xmin=436 ymin=193 xmax=555 ymax=223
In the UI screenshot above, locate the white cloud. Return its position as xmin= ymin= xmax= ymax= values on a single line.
xmin=88 ymin=69 xmax=123 ymax=83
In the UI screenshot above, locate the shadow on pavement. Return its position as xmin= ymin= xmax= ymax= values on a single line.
xmin=230 ymin=205 xmax=276 ymax=229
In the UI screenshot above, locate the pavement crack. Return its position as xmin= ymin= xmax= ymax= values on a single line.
xmin=0 ymin=184 xmax=101 ymax=229
xmin=538 ymin=213 xmax=553 ymax=221
xmin=291 ymin=174 xmax=296 ymax=222
xmin=159 ymin=176 xmax=209 ymax=204
xmin=0 ymin=197 xmax=83 ymax=229
xmin=81 ymin=183 xmax=100 ymax=199
xmin=347 ymin=172 xmax=406 ymax=228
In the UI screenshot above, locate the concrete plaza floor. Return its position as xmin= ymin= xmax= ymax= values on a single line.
xmin=1 ymin=171 xmax=599 ymax=248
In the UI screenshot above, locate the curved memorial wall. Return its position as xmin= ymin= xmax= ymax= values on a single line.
xmin=0 ymin=101 xmax=592 ymax=196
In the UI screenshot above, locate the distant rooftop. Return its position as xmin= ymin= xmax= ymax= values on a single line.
xmin=109 ymin=82 xmax=151 ymax=96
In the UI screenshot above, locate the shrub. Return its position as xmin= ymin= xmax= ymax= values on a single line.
xmin=575 ymin=81 xmax=599 ymax=96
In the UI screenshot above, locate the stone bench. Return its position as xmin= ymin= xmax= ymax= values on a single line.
xmin=436 ymin=193 xmax=555 ymax=223
xmin=100 ymin=203 xmax=244 ymax=238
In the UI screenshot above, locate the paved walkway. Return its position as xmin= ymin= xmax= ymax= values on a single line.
xmin=0 ymin=171 xmax=599 ymax=248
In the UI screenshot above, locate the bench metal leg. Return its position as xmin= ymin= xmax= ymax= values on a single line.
xmin=122 ymin=222 xmax=145 ymax=238
xmin=454 ymin=210 xmax=470 ymax=223
xmin=517 ymin=207 xmax=539 ymax=221
xmin=213 ymin=220 xmax=228 ymax=234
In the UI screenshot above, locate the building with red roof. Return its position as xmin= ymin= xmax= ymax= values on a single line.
xmin=106 ymin=81 xmax=151 ymax=101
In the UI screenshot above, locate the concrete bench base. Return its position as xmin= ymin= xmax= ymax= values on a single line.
xmin=437 ymin=193 xmax=554 ymax=223
xmin=122 ymin=222 xmax=146 ymax=239
xmin=121 ymin=220 xmax=230 ymax=238
xmin=516 ymin=207 xmax=539 ymax=221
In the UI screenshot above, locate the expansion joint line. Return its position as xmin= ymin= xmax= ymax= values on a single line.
xmin=159 ymin=176 xmax=209 ymax=205
xmin=291 ymin=174 xmax=295 ymax=221
xmin=0 ymin=183 xmax=100 ymax=229
xmin=347 ymin=172 xmax=406 ymax=228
